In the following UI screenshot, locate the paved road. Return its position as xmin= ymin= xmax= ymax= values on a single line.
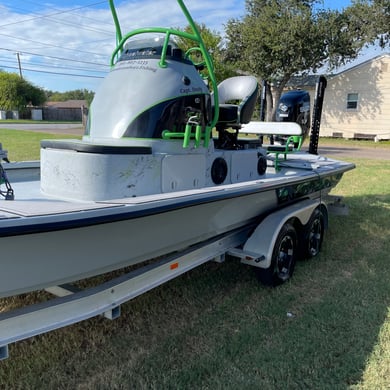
xmin=1 ymin=123 xmax=389 ymax=160
xmin=0 ymin=123 xmax=84 ymax=136
xmin=317 ymin=144 xmax=390 ymax=160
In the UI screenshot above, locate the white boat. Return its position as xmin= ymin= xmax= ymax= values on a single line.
xmin=0 ymin=0 xmax=354 ymax=298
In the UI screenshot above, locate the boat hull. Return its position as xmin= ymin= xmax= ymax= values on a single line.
xmin=1 ymin=185 xmax=277 ymax=297
xmin=0 ymin=165 xmax=348 ymax=298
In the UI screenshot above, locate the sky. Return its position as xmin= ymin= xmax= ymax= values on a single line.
xmin=0 ymin=0 xmax=384 ymax=93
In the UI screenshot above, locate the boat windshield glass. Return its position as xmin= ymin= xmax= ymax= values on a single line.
xmin=118 ymin=35 xmax=180 ymax=61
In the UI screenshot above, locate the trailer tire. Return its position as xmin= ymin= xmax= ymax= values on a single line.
xmin=256 ymin=222 xmax=297 ymax=286
xmin=304 ymin=208 xmax=325 ymax=258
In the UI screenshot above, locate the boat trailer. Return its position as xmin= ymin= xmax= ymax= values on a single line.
xmin=0 ymin=196 xmax=345 ymax=360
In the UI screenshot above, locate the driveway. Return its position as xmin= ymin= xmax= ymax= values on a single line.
xmin=317 ymin=143 xmax=390 ymax=160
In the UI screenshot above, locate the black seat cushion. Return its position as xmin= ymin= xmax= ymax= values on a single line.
xmin=218 ymin=104 xmax=239 ymax=123
xmin=41 ymin=140 xmax=152 ymax=155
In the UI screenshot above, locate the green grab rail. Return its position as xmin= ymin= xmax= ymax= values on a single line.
xmin=109 ymin=0 xmax=122 ymax=51
xmin=267 ymin=135 xmax=303 ymax=171
xmin=107 ymin=0 xmax=219 ymax=148
xmin=162 ymin=121 xmax=209 ymax=148
xmin=177 ymin=0 xmax=218 ymax=127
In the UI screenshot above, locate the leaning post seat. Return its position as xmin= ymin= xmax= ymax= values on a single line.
xmin=212 ymin=76 xmax=259 ymax=149
xmin=239 ymin=121 xmax=304 ymax=171
xmin=215 ymin=76 xmax=259 ymax=127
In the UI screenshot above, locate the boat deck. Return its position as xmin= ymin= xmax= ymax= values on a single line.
xmin=1 ymin=152 xmax=353 ymax=221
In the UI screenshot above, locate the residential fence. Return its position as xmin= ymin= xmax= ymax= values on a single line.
xmin=2 ymin=107 xmax=88 ymax=122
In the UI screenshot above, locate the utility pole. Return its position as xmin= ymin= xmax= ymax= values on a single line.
xmin=16 ymin=52 xmax=23 ymax=79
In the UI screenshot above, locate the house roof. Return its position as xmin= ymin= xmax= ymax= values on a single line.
xmin=286 ymin=52 xmax=390 ymax=88
xmin=45 ymin=100 xmax=87 ymax=109
xmin=330 ymin=52 xmax=390 ymax=77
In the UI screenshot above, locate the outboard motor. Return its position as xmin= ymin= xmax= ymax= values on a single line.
xmin=276 ymin=90 xmax=310 ymax=146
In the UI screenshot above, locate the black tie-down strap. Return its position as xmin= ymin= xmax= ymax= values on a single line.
xmin=0 ymin=163 xmax=14 ymax=200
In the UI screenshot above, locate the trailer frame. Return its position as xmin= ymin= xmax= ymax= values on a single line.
xmin=0 ymin=197 xmax=334 ymax=360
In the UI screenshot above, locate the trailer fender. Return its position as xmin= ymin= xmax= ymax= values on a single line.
xmin=239 ymin=198 xmax=325 ymax=269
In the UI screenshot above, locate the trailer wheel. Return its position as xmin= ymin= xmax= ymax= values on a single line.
xmin=305 ymin=208 xmax=325 ymax=258
xmin=257 ymin=222 xmax=297 ymax=286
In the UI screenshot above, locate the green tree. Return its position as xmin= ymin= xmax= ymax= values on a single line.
xmin=45 ymin=89 xmax=94 ymax=106
xmin=225 ymin=0 xmax=385 ymax=119
xmin=176 ymin=23 xmax=237 ymax=85
xmin=344 ymin=0 xmax=390 ymax=49
xmin=0 ymin=71 xmax=46 ymax=111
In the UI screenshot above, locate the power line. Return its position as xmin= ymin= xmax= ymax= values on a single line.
xmin=20 ymin=0 xmax=113 ymax=29
xmin=0 ymin=56 xmax=108 ymax=74
xmin=0 ymin=1 xmax=118 ymax=88
xmin=0 ymin=32 xmax=109 ymax=58
xmin=0 ymin=64 xmax=105 ymax=79
xmin=0 ymin=1 xmax=119 ymax=89
xmin=0 ymin=47 xmax=110 ymax=68
xmin=0 ymin=1 xmax=111 ymax=36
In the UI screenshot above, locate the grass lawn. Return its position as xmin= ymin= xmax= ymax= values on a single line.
xmin=0 ymin=128 xmax=80 ymax=161
xmin=0 ymin=132 xmax=389 ymax=389
xmin=318 ymin=137 xmax=390 ymax=147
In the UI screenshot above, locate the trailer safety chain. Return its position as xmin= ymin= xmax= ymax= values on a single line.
xmin=0 ymin=163 xmax=14 ymax=200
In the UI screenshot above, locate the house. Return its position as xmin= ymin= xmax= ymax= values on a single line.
xmin=285 ymin=53 xmax=390 ymax=140
xmin=45 ymin=100 xmax=87 ymax=110
xmin=321 ymin=53 xmax=390 ymax=140
xmin=43 ymin=100 xmax=88 ymax=122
